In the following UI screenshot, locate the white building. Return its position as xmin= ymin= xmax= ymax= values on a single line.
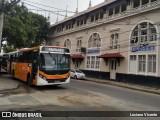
xmin=48 ymin=0 xmax=160 ymax=87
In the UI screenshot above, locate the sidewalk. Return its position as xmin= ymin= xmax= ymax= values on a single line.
xmin=0 ymin=73 xmax=19 ymax=91
xmin=84 ymin=77 xmax=160 ymax=95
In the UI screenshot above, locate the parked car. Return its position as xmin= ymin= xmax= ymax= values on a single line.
xmin=70 ymin=69 xmax=86 ymax=79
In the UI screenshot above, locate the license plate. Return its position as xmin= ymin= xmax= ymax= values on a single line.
xmin=54 ymin=81 xmax=60 ymax=83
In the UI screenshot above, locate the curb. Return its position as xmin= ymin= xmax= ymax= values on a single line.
xmin=83 ymin=78 xmax=160 ymax=95
xmin=0 ymin=84 xmax=20 ymax=93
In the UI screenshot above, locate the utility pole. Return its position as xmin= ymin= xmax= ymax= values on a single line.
xmin=0 ymin=0 xmax=20 ymax=53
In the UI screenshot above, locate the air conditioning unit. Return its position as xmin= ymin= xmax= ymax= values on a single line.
xmin=81 ymin=47 xmax=86 ymax=53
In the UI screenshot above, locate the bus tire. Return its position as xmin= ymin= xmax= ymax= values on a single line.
xmin=27 ymin=75 xmax=32 ymax=87
xmin=12 ymin=70 xmax=16 ymax=80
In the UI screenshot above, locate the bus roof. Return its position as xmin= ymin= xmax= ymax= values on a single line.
xmin=2 ymin=46 xmax=69 ymax=54
xmin=19 ymin=46 xmax=69 ymax=52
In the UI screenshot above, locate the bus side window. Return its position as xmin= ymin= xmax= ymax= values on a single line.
xmin=18 ymin=52 xmax=23 ymax=62
xmin=23 ymin=52 xmax=28 ymax=62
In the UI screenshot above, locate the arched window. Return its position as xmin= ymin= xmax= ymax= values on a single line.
xmin=64 ymin=39 xmax=71 ymax=49
xmin=88 ymin=33 xmax=101 ymax=48
xmin=131 ymin=22 xmax=157 ymax=45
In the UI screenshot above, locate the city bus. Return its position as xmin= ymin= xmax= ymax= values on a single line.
xmin=3 ymin=46 xmax=71 ymax=86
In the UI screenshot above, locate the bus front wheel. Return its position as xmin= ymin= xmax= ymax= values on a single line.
xmin=27 ymin=75 xmax=32 ymax=87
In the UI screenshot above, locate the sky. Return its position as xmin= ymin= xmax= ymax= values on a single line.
xmin=21 ymin=0 xmax=105 ymax=24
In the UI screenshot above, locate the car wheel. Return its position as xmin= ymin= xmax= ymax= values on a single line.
xmin=74 ymin=75 xmax=77 ymax=79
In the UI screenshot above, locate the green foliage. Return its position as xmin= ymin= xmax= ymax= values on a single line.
xmin=2 ymin=3 xmax=50 ymax=50
xmin=3 ymin=46 xmax=16 ymax=53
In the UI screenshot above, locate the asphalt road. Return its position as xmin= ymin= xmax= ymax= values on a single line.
xmin=1 ymin=77 xmax=160 ymax=120
xmin=66 ymin=79 xmax=160 ymax=111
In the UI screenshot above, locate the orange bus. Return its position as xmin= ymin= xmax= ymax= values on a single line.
xmin=3 ymin=46 xmax=71 ymax=86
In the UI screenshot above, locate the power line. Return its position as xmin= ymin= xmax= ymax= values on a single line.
xmin=23 ymin=2 xmax=66 ymax=17
xmin=21 ymin=0 xmax=160 ymax=24
xmin=21 ymin=0 xmax=75 ymax=13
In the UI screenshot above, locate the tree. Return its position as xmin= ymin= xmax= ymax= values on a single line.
xmin=2 ymin=3 xmax=50 ymax=51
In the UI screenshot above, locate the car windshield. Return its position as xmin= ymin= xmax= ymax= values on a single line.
xmin=75 ymin=70 xmax=83 ymax=73
xmin=40 ymin=53 xmax=70 ymax=70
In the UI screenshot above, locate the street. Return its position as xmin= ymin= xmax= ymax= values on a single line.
xmin=0 ymin=75 xmax=160 ymax=120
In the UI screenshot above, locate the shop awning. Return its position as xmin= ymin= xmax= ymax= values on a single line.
xmin=71 ymin=54 xmax=84 ymax=59
xmin=97 ymin=53 xmax=124 ymax=58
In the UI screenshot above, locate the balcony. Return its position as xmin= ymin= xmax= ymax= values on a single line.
xmin=108 ymin=0 xmax=160 ymax=21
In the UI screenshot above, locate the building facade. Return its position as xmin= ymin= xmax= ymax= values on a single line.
xmin=48 ymin=0 xmax=160 ymax=87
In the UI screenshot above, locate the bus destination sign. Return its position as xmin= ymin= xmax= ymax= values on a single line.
xmin=42 ymin=47 xmax=70 ymax=53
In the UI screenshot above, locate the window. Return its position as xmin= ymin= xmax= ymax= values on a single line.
xmin=115 ymin=5 xmax=120 ymax=14
xmin=142 ymin=0 xmax=149 ymax=5
xmin=80 ymin=20 xmax=83 ymax=25
xmin=138 ymin=55 xmax=146 ymax=72
xmin=110 ymin=33 xmax=119 ymax=49
xmin=140 ymin=29 xmax=147 ymax=42
xmin=64 ymin=39 xmax=71 ymax=49
xmin=131 ymin=22 xmax=157 ymax=45
xmin=109 ymin=8 xmax=113 ymax=16
xmin=77 ymin=21 xmax=79 ymax=26
xmin=86 ymin=56 xmax=100 ymax=70
xmin=91 ymin=56 xmax=95 ymax=68
xmin=100 ymin=12 xmax=104 ymax=19
xmin=69 ymin=24 xmax=71 ymax=29
xmin=121 ymin=3 xmax=127 ymax=12
xmin=88 ymin=33 xmax=101 ymax=48
xmin=129 ymin=55 xmax=137 ymax=73
xmin=150 ymin=23 xmax=157 ymax=41
xmin=95 ymin=58 xmax=100 ymax=69
xmin=130 ymin=55 xmax=136 ymax=60
xmin=148 ymin=55 xmax=156 ymax=73
xmin=86 ymin=57 xmax=90 ymax=68
xmin=84 ymin=18 xmax=87 ymax=24
xmin=133 ymin=0 xmax=140 ymax=8
xmin=95 ymin=13 xmax=99 ymax=21
xmin=76 ymin=40 xmax=82 ymax=52
xmin=66 ymin=25 xmax=68 ymax=30
xmin=131 ymin=28 xmax=138 ymax=44
xmin=91 ymin=15 xmax=94 ymax=22
xmin=40 ymin=53 xmax=70 ymax=70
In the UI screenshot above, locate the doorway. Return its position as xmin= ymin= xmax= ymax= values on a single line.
xmin=75 ymin=60 xmax=80 ymax=69
xmin=110 ymin=59 xmax=117 ymax=80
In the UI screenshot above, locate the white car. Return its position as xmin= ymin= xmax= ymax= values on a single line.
xmin=70 ymin=69 xmax=86 ymax=79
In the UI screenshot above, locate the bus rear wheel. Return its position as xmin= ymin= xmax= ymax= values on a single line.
xmin=12 ymin=70 xmax=16 ymax=80
xmin=27 ymin=76 xmax=32 ymax=87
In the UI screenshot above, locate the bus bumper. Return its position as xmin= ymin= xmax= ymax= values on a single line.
xmin=36 ymin=76 xmax=70 ymax=86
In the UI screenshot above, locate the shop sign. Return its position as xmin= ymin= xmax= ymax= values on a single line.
xmin=132 ymin=45 xmax=155 ymax=52
xmin=87 ymin=48 xmax=100 ymax=54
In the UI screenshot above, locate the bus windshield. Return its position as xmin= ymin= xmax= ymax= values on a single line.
xmin=39 ymin=53 xmax=70 ymax=70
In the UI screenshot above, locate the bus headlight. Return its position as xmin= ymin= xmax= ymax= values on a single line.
xmin=39 ymin=74 xmax=47 ymax=80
